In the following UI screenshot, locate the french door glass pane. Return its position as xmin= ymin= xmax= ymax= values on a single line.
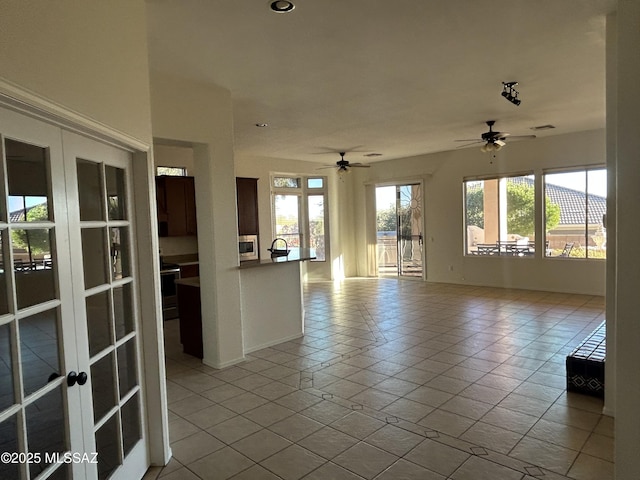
xmin=110 ymin=227 xmax=130 ymax=281
xmin=117 ymin=339 xmax=137 ymax=399
xmin=82 ymin=228 xmax=108 ymax=289
xmin=91 ymin=353 xmax=117 ymax=422
xmin=20 ymin=309 xmax=60 ymax=396
xmin=113 ymin=284 xmax=134 ymax=340
xmin=307 ymin=194 xmax=325 ymax=261
xmin=96 ymin=414 xmax=121 ymax=480
xmin=0 ymin=231 xmax=9 ymax=315
xmin=86 ymin=291 xmax=112 ymax=356
xmin=106 ymin=166 xmax=126 ymax=221
xmin=12 ymin=228 xmax=56 ymax=309
xmin=0 ymin=323 xmax=14 ymax=410
xmin=0 ymin=414 xmax=19 ymax=480
xmin=121 ymin=392 xmax=141 ymax=456
xmin=77 ymin=159 xmax=105 ymax=221
xmin=274 ymin=194 xmax=300 ymax=248
xmin=6 ymin=139 xmax=50 ymax=223
xmin=25 ymin=385 xmax=67 ymax=479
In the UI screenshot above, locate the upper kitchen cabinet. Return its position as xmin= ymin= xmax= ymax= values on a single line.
xmin=156 ymin=176 xmax=197 ymax=237
xmin=236 ymin=177 xmax=259 ymax=235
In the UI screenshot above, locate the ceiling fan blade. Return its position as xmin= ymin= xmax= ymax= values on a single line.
xmin=456 ymin=142 xmax=482 ymax=149
xmin=316 ymin=165 xmax=337 ymax=170
xmin=455 ymin=139 xmax=482 ymax=143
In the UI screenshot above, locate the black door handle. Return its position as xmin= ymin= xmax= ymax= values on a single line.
xmin=67 ymin=371 xmax=88 ymax=387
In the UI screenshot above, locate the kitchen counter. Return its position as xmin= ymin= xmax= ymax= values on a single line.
xmin=239 ymin=248 xmax=316 ymax=269
xmin=163 ymin=253 xmax=199 ymax=266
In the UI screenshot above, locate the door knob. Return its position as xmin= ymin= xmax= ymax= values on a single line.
xmin=77 ymin=371 xmax=88 ymax=386
xmin=67 ymin=371 xmax=88 ymax=387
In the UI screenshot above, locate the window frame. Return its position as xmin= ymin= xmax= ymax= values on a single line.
xmin=155 ymin=166 xmax=187 ymax=176
xmin=463 ymin=172 xmax=537 ymax=258
xmin=271 ymin=174 xmax=328 ymax=262
xmin=542 ymin=165 xmax=607 ymax=260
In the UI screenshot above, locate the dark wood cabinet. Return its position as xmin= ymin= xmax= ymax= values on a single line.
xmin=236 ymin=177 xmax=259 ymax=235
xmin=156 ymin=176 xmax=197 ymax=237
xmin=179 ymin=263 xmax=199 ymax=278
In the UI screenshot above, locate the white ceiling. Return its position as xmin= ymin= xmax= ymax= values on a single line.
xmin=146 ymin=0 xmax=616 ymax=164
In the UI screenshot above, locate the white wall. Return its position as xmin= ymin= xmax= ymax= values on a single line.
xmin=613 ymin=1 xmax=640 ymax=477
xmin=353 ymin=129 xmax=607 ymax=295
xmin=0 ymin=1 xmax=152 ymax=143
xmin=150 ymin=71 xmax=244 ymax=368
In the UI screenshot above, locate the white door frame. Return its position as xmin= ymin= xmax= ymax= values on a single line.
xmin=0 ymin=83 xmax=172 ymax=469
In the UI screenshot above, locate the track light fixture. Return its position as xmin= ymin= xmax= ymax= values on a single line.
xmin=501 ymin=82 xmax=521 ymax=106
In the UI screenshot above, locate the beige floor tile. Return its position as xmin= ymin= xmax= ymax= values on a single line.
xmin=405 ymin=438 xmax=470 ymax=477
xmin=243 ymin=402 xmax=296 ymax=427
xmin=348 ymin=388 xmax=399 ymax=410
xmin=157 ymin=467 xmax=201 ymax=480
xmin=498 ymin=392 xmax=554 ymax=417
xmin=460 ymin=421 xmax=523 ymax=454
xmin=450 ymin=455 xmax=524 ymax=480
xmin=425 ymin=375 xmax=472 ymax=395
xmin=300 ymin=461 xmax=365 ymax=479
xmin=404 ymin=385 xmax=454 ymax=407
xmin=220 ymin=391 xmax=270 ymax=414
xmin=183 ymin=403 xmax=237 ymax=429
xmin=417 ymin=409 xmax=475 ymax=437
xmin=581 ymin=432 xmax=614 ymax=461
xmin=268 ymin=413 xmax=324 ymax=442
xmin=252 ymin=380 xmax=298 ymax=400
xmin=200 ymin=383 xmax=245 ymax=403
xmin=189 ymin=446 xmax=255 ymax=480
xmin=330 ymin=411 xmax=386 ymax=439
xmin=231 ymin=429 xmax=292 ymax=462
xmin=206 ymin=415 xmax=262 ymax=444
xmin=298 ymin=425 xmax=359 ymax=459
xmin=364 ymin=424 xmax=424 ymax=456
xmin=567 ymin=452 xmax=614 ymax=480
xmin=228 ymin=464 xmax=282 ymax=479
xmin=511 ymin=436 xmax=578 ymax=475
xmin=528 ymin=418 xmax=590 ymax=450
xmin=170 ymin=430 xmax=225 ymax=464
xmin=333 ymin=441 xmax=398 ymax=479
xmin=299 ymin=400 xmax=352 ymax=424
xmin=171 ymin=371 xmax=225 ymax=393
xmin=439 ymin=395 xmax=494 ymax=421
xmin=168 ymin=417 xmax=200 ymax=443
xmin=261 ymin=444 xmax=327 ymax=480
xmin=542 ymin=403 xmax=601 ymax=431
xmin=381 ymin=397 xmax=434 ymax=423
xmin=375 ymin=459 xmax=446 ymax=480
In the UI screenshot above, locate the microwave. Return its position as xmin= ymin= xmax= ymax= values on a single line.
xmin=239 ymin=235 xmax=259 ymax=261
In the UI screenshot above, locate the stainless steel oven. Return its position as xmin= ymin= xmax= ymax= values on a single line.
xmin=160 ymin=263 xmax=180 ymax=320
xmin=239 ymin=234 xmax=259 ymax=261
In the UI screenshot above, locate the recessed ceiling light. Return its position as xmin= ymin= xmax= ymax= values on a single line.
xmin=530 ymin=124 xmax=556 ymax=131
xmin=364 ymin=153 xmax=383 ymax=157
xmin=255 ymin=123 xmax=268 ymax=127
xmin=270 ymin=1 xmax=295 ymax=13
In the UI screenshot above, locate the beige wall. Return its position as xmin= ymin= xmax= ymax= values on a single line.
xmin=0 ymin=1 xmax=152 ymax=143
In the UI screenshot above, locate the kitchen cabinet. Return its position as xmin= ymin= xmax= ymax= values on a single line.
xmin=180 ymin=263 xmax=199 ymax=278
xmin=236 ymin=177 xmax=259 ymax=235
xmin=156 ymin=176 xmax=197 ymax=237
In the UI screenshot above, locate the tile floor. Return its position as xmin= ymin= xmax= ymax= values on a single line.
xmin=144 ymin=279 xmax=614 ymax=480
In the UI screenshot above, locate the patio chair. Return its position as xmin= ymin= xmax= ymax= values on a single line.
xmin=559 ymin=242 xmax=574 ymax=257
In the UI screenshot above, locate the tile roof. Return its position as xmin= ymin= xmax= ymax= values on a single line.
xmin=509 ymin=177 xmax=606 ymax=226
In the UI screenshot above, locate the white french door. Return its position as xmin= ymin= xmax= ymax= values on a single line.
xmin=0 ymin=107 xmax=147 ymax=480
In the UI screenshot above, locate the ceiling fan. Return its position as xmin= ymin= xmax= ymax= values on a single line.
xmin=456 ymin=120 xmax=536 ymax=152
xmin=318 ymin=152 xmax=371 ymax=173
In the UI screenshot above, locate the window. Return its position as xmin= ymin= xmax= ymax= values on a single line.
xmin=272 ymin=176 xmax=327 ymax=261
xmin=156 ymin=166 xmax=186 ymax=176
xmin=543 ymin=168 xmax=606 ymax=259
xmin=464 ymin=174 xmax=539 ymax=256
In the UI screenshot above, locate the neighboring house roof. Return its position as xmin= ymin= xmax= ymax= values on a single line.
xmin=509 ymin=177 xmax=606 ymax=226
xmin=9 ymin=203 xmax=47 ymax=222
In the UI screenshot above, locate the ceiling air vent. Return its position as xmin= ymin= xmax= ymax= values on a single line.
xmin=530 ymin=124 xmax=556 ymax=131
